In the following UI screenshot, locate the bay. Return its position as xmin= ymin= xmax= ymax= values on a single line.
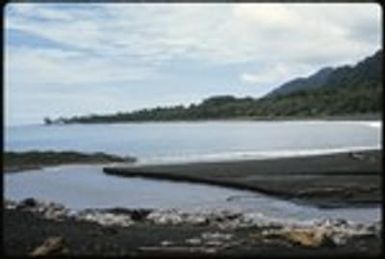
xmin=5 ymin=120 xmax=381 ymax=164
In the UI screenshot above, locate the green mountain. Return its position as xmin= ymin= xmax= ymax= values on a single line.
xmin=48 ymin=50 xmax=382 ymax=124
xmin=269 ymin=49 xmax=382 ymax=97
xmin=267 ymin=67 xmax=334 ymax=97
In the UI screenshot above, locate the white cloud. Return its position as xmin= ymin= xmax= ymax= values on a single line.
xmin=7 ymin=3 xmax=379 ymax=67
xmin=4 ymin=3 xmax=381 ymax=124
xmin=5 ymin=46 xmax=154 ymax=90
xmin=240 ymin=62 xmax=312 ymax=87
xmin=233 ymin=3 xmax=299 ymax=29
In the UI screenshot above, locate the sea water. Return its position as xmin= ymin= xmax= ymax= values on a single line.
xmin=5 ymin=120 xmax=381 ymax=164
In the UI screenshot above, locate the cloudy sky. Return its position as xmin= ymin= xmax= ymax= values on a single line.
xmin=5 ymin=3 xmax=381 ymax=125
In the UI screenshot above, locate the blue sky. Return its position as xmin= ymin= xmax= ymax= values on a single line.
xmin=4 ymin=3 xmax=381 ymax=125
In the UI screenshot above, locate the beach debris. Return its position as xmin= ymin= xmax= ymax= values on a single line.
xmin=201 ymin=232 xmax=233 ymax=241
xmin=29 ymin=236 xmax=67 ymax=256
xmin=264 ymin=228 xmax=331 ymax=247
xmin=76 ymin=211 xmax=134 ymax=227
xmin=348 ymin=152 xmax=367 ymax=161
xmin=4 ymin=200 xmax=17 ymax=209
xmin=15 ymin=198 xmax=69 ymax=221
xmin=184 ymin=232 xmax=233 ymax=248
xmin=184 ymin=214 xmax=209 ymax=225
xmin=160 ymin=240 xmax=175 ymax=247
xmin=146 ymin=209 xmax=246 ymax=227
xmin=41 ymin=202 xmax=69 ymax=221
xmin=146 ymin=209 xmax=183 ymax=225
xmin=201 ymin=232 xmax=233 ymax=247
xmin=5 ymin=199 xmax=382 ymax=247
xmin=261 ymin=218 xmax=380 ymax=247
xmin=185 ymin=238 xmax=202 ymax=246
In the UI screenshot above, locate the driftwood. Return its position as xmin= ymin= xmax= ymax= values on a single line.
xmin=29 ymin=236 xmax=67 ymax=256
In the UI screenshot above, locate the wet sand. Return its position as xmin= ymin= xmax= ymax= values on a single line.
xmin=104 ymin=150 xmax=382 ymax=208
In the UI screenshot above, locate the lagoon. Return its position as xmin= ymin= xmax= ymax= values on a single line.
xmin=4 ymin=165 xmax=381 ymax=224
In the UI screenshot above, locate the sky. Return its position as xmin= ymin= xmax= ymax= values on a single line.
xmin=4 ymin=3 xmax=382 ymax=125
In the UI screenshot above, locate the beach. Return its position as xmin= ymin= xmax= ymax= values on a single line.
xmin=4 ymin=204 xmax=381 ymax=257
xmin=104 ymin=150 xmax=382 ymax=208
xmin=4 ymin=149 xmax=382 ymax=257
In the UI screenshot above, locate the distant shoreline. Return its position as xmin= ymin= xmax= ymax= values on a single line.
xmin=41 ymin=113 xmax=382 ymax=125
xmin=5 ymin=113 xmax=382 ymax=127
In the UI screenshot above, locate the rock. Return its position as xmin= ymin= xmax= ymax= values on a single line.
xmin=104 ymin=208 xmax=153 ymax=221
xmin=17 ymin=198 xmax=38 ymax=209
xmin=130 ymin=209 xmax=153 ymax=221
xmin=366 ymin=221 xmax=382 ymax=234
xmin=29 ymin=236 xmax=67 ymax=256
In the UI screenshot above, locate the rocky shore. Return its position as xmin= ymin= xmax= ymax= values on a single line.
xmin=4 ymin=198 xmax=382 ymax=257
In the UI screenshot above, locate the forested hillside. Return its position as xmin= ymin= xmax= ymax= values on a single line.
xmin=46 ymin=50 xmax=382 ymax=124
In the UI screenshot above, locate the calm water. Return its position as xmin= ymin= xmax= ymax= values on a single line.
xmin=5 ymin=121 xmax=381 ymax=163
xmin=4 ymin=165 xmax=381 ymax=224
xmin=5 ymin=121 xmax=382 ymax=224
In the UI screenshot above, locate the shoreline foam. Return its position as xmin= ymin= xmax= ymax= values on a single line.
xmin=138 ymin=146 xmax=381 ymax=165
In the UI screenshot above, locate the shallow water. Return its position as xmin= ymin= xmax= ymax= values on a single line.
xmin=5 ymin=121 xmax=382 ymax=224
xmin=5 ymin=165 xmax=381 ymax=224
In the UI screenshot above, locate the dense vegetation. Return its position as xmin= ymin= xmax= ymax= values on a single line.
xmin=46 ymin=50 xmax=382 ymax=124
xmin=4 ymin=151 xmax=136 ymax=173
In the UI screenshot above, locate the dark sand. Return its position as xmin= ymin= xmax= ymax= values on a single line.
xmin=104 ymin=150 xmax=382 ymax=208
xmin=4 ymin=209 xmax=381 ymax=258
xmin=3 ymin=151 xmax=135 ymax=173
